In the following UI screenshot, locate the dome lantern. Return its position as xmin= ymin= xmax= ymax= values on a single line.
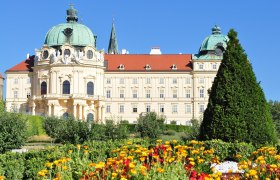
xmin=66 ymin=4 xmax=78 ymax=23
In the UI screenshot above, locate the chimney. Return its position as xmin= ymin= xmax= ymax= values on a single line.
xmin=150 ymin=47 xmax=161 ymax=55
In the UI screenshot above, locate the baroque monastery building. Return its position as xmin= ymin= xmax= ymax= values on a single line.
xmin=5 ymin=6 xmax=228 ymax=125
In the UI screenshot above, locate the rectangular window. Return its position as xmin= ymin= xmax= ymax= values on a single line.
xmin=185 ymin=104 xmax=191 ymax=113
xmin=146 ymin=78 xmax=151 ymax=84
xmin=106 ymin=90 xmax=111 ymax=98
xmin=172 ymin=104 xmax=178 ymax=113
xmin=146 ymin=89 xmax=151 ymax=98
xmin=146 ymin=104 xmax=151 ymax=112
xmin=14 ymin=91 xmax=18 ymax=98
xmin=119 ymin=105 xmax=124 ymax=113
xmin=119 ymin=78 xmax=125 ymax=84
xmin=132 ymin=104 xmax=137 ymax=113
xmin=173 ymin=89 xmax=177 ymax=98
xmin=199 ymin=64 xmax=204 ymax=70
xmin=212 ymin=63 xmax=217 ymax=70
xmin=14 ymin=78 xmax=19 ymax=84
xmin=185 ymin=77 xmax=191 ymax=84
xmin=172 ymin=78 xmax=177 ymax=84
xmin=199 ymin=89 xmax=204 ymax=98
xmin=106 ymin=105 xmax=111 ymax=113
xmin=159 ymin=78 xmax=164 ymax=84
xmin=186 ymin=89 xmax=191 ymax=98
xmin=132 ymin=78 xmax=138 ymax=84
xmin=160 ymin=89 xmax=164 ymax=98
xmin=159 ymin=104 xmax=164 ymax=113
xmin=120 ymin=89 xmax=124 ymax=98
xmin=199 ymin=104 xmax=205 ymax=113
xmin=132 ymin=89 xmax=138 ymax=98
xmin=106 ymin=78 xmax=111 ymax=84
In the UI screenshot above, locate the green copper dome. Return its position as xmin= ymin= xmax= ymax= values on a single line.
xmin=44 ymin=5 xmax=96 ymax=47
xmin=199 ymin=25 xmax=229 ymax=53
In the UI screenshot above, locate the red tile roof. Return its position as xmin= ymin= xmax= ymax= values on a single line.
xmin=6 ymin=54 xmax=193 ymax=72
xmin=0 ymin=73 xmax=4 ymax=79
xmin=104 ymin=54 xmax=192 ymax=71
xmin=6 ymin=56 xmax=34 ymax=72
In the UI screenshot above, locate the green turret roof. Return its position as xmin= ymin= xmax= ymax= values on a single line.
xmin=108 ymin=21 xmax=119 ymax=54
xmin=44 ymin=5 xmax=96 ymax=47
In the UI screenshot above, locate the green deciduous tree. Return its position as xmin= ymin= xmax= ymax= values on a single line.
xmin=135 ymin=112 xmax=165 ymax=139
xmin=199 ymin=29 xmax=277 ymax=145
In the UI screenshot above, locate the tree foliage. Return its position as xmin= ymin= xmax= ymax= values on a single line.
xmin=268 ymin=100 xmax=280 ymax=136
xmin=0 ymin=112 xmax=27 ymax=153
xmin=135 ymin=112 xmax=165 ymax=139
xmin=199 ymin=29 xmax=277 ymax=145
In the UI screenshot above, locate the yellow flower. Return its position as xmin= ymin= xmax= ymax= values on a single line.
xmin=165 ymin=141 xmax=170 ymax=145
xmin=112 ymin=172 xmax=118 ymax=178
xmin=127 ymin=141 xmax=133 ymax=145
xmin=129 ymin=162 xmax=136 ymax=169
xmin=156 ymin=139 xmax=162 ymax=143
xmin=156 ymin=168 xmax=164 ymax=173
xmin=190 ymin=140 xmax=198 ymax=145
xmin=172 ymin=139 xmax=178 ymax=144
xmin=45 ymin=162 xmax=53 ymax=168
xmin=37 ymin=169 xmax=48 ymax=177
xmin=190 ymin=161 xmax=195 ymax=166
xmin=0 ymin=176 xmax=4 ymax=180
xmin=84 ymin=145 xmax=89 ymax=149
xmin=84 ymin=150 xmax=89 ymax=154
xmin=77 ymin=144 xmax=81 ymax=150
xmin=62 ymin=166 xmax=68 ymax=170
xmin=191 ymin=150 xmax=199 ymax=155
xmin=95 ymin=162 xmax=105 ymax=169
xmin=249 ymin=169 xmax=257 ymax=177
xmin=140 ymin=157 xmax=146 ymax=162
xmin=68 ymin=150 xmax=73 ymax=154
xmin=130 ymin=169 xmax=137 ymax=175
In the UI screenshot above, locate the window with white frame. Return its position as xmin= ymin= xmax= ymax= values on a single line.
xmin=106 ymin=78 xmax=111 ymax=84
xmin=14 ymin=78 xmax=19 ymax=84
xmin=132 ymin=104 xmax=138 ymax=113
xmin=146 ymin=89 xmax=151 ymax=98
xmin=172 ymin=78 xmax=177 ymax=84
xmin=132 ymin=89 xmax=138 ymax=98
xmin=172 ymin=104 xmax=178 ymax=113
xmin=199 ymin=104 xmax=205 ymax=113
xmin=212 ymin=63 xmax=217 ymax=70
xmin=146 ymin=104 xmax=151 ymax=112
xmin=199 ymin=64 xmax=204 ymax=70
xmin=119 ymin=78 xmax=125 ymax=84
xmin=14 ymin=91 xmax=18 ymax=98
xmin=186 ymin=89 xmax=191 ymax=98
xmin=119 ymin=64 xmax=125 ymax=70
xmin=160 ymin=89 xmax=164 ymax=98
xmin=185 ymin=77 xmax=191 ymax=84
xmin=159 ymin=78 xmax=164 ymax=84
xmin=159 ymin=104 xmax=164 ymax=113
xmin=120 ymin=89 xmax=124 ymax=98
xmin=185 ymin=104 xmax=191 ymax=113
xmin=106 ymin=90 xmax=111 ymax=98
xmin=132 ymin=78 xmax=138 ymax=84
xmin=106 ymin=105 xmax=111 ymax=113
xmin=173 ymin=89 xmax=178 ymax=98
xmin=119 ymin=104 xmax=124 ymax=113
xmin=199 ymin=88 xmax=205 ymax=98
xmin=27 ymin=92 xmax=31 ymax=98
xmin=146 ymin=78 xmax=151 ymax=84
xmin=199 ymin=77 xmax=205 ymax=84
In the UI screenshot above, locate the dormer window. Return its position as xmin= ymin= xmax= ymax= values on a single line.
xmin=119 ymin=64 xmax=125 ymax=70
xmin=145 ymin=64 xmax=151 ymax=70
xmin=171 ymin=64 xmax=177 ymax=70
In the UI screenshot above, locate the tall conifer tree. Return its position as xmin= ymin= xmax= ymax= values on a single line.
xmin=199 ymin=29 xmax=277 ymax=145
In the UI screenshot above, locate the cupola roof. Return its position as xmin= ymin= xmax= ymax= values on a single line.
xmin=44 ymin=5 xmax=96 ymax=47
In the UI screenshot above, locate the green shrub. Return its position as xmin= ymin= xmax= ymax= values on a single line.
xmin=0 ymin=112 xmax=27 ymax=153
xmin=135 ymin=112 xmax=165 ymax=139
xmin=26 ymin=115 xmax=45 ymax=137
xmin=0 ymin=152 xmax=25 ymax=179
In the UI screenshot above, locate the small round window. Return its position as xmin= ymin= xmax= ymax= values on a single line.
xmin=64 ymin=49 xmax=71 ymax=56
xmin=43 ymin=50 xmax=49 ymax=59
xmin=87 ymin=50 xmax=93 ymax=59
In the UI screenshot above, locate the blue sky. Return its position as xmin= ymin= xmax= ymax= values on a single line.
xmin=1 ymin=1 xmax=280 ymax=100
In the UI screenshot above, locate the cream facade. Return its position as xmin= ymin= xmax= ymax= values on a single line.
xmin=5 ymin=6 xmax=228 ymax=125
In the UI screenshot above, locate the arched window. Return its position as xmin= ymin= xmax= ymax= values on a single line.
xmin=87 ymin=82 xmax=94 ymax=95
xmin=87 ymin=113 xmax=94 ymax=123
xmin=41 ymin=81 xmax=47 ymax=95
xmin=63 ymin=112 xmax=69 ymax=119
xmin=63 ymin=80 xmax=70 ymax=94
